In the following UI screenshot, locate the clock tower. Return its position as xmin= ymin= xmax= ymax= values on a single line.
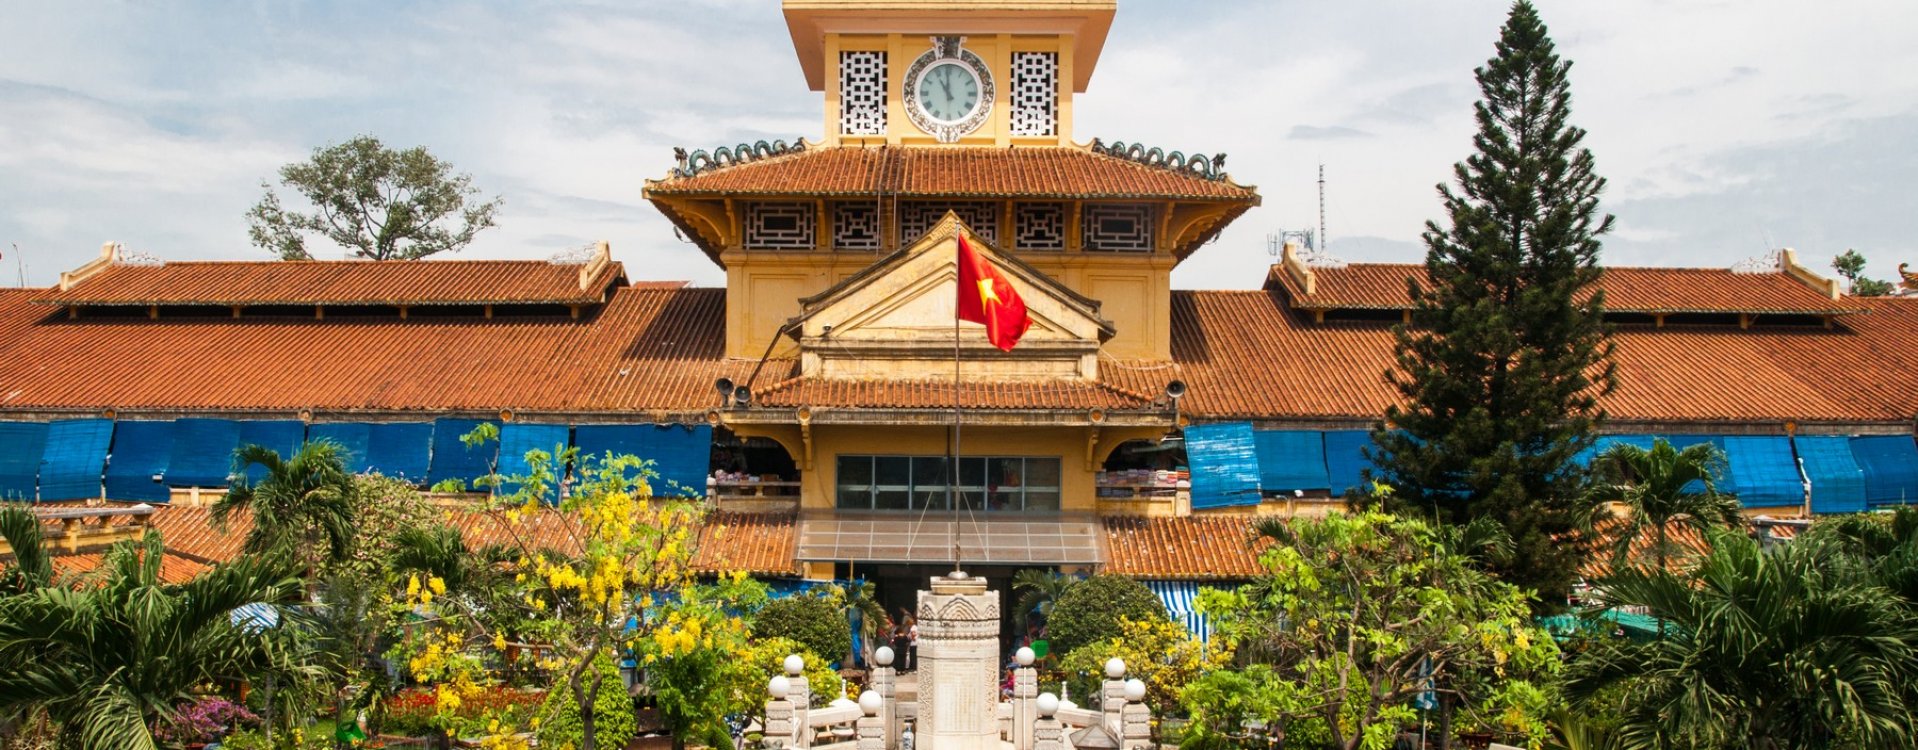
xmin=783 ymin=0 xmax=1116 ymax=146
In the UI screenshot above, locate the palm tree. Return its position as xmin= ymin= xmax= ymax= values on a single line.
xmin=830 ymin=579 xmax=888 ymax=668
xmin=0 ymin=531 xmax=317 ymax=749
xmin=1587 ymin=439 xmax=1742 ymax=575
xmin=0 ymin=505 xmax=52 ymax=594
xmin=213 ymin=440 xmax=360 ymax=573
xmin=1010 ymin=569 xmax=1079 ymax=636
xmin=1566 ymin=528 xmax=1918 ymax=749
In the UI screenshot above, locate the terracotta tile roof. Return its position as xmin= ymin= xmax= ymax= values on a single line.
xmin=50 ymin=505 xmax=798 ymax=578
xmin=1575 ymin=515 xmax=1807 ymax=579
xmin=1099 ymin=515 xmax=1268 ymax=580
xmin=1269 ymin=263 xmax=1865 ymax=316
xmin=35 ymin=258 xmax=625 ymax=308
xmin=48 ymin=549 xmax=213 ymax=585
xmin=0 ymin=287 xmax=749 ymax=415
xmin=644 ymin=146 xmax=1259 ymax=202
xmin=1134 ymin=291 xmax=1918 ymax=424
xmin=753 ymin=375 xmax=1156 ymax=411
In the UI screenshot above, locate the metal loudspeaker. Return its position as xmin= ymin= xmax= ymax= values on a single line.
xmin=714 ymin=377 xmax=735 ymax=397
xmin=1165 ymin=380 xmax=1187 ymax=401
xmin=733 ymin=385 xmax=753 ymax=407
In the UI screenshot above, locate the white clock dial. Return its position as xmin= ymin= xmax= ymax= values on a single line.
xmin=917 ymin=61 xmax=981 ymax=123
xmin=904 ymin=37 xmax=994 ymax=143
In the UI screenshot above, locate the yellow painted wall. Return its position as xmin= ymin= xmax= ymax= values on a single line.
xmin=802 ymin=423 xmax=1097 ymax=512
xmin=824 ymin=33 xmax=1074 ymax=147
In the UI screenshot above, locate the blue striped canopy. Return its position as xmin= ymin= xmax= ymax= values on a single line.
xmin=1795 ymin=435 xmax=1867 ymax=514
xmin=307 ymin=423 xmax=372 ymax=473
xmin=426 ymin=419 xmax=499 ymax=488
xmin=1851 ymin=435 xmax=1918 ymax=506
xmin=573 ymin=424 xmax=713 ymax=498
xmin=1253 ymin=430 xmax=1330 ymax=493
xmin=166 ymin=418 xmax=242 ymax=488
xmin=1322 ymin=430 xmax=1375 ymax=497
xmin=1719 ymin=436 xmax=1803 ymax=509
xmin=39 ymin=419 xmax=113 ymax=501
xmin=105 ymin=421 xmax=175 ymax=502
xmin=236 ymin=421 xmax=306 ymax=484
xmin=1185 ymin=422 xmax=1263 ymax=509
xmin=0 ymin=422 xmax=49 ymax=501
xmin=1144 ymin=580 xmax=1214 ymax=644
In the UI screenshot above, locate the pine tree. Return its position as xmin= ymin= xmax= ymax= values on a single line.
xmin=1370 ymin=1 xmax=1616 ymax=607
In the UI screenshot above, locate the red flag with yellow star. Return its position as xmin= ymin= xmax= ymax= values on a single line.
xmin=955 ymin=234 xmax=1031 ymax=351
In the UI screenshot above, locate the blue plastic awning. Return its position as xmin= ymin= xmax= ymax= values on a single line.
xmin=0 ymin=422 xmax=49 ymax=500
xmin=1577 ymin=434 xmax=1661 ymax=466
xmin=573 ymin=424 xmax=713 ymax=498
xmin=1253 ymin=430 xmax=1330 ymax=493
xmin=235 ymin=421 xmax=306 ymax=484
xmin=307 ymin=423 xmax=372 ymax=474
xmin=365 ymin=423 xmax=434 ymax=483
xmin=427 ymin=419 xmax=499 ymax=489
xmin=1719 ymin=436 xmax=1803 ymax=509
xmin=1185 ymin=422 xmax=1263 ymax=509
xmin=1322 ymin=430 xmax=1374 ymax=497
xmin=1144 ymin=580 xmax=1213 ymax=644
xmin=1851 ymin=435 xmax=1918 ymax=506
xmin=105 ymin=421 xmax=176 ymax=502
xmin=497 ymin=423 xmax=570 ymax=496
xmin=1795 ymin=436 xmax=1867 ymax=514
xmin=166 ymin=418 xmax=243 ymax=488
xmin=39 ymin=419 xmax=113 ymax=501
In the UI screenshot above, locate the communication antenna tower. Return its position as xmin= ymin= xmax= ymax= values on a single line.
xmin=1318 ymin=162 xmax=1327 ymax=255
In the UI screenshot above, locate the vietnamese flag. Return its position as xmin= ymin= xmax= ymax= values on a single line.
xmin=955 ymin=234 xmax=1032 ymax=351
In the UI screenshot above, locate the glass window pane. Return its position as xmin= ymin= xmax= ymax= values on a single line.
xmin=988 ymin=457 xmax=1023 ymax=511
xmin=956 ymin=457 xmax=988 ymax=511
xmin=1025 ymin=490 xmax=1060 ymax=512
xmin=1026 ymin=458 xmax=1061 ymax=489
xmin=874 ymin=456 xmax=911 ymax=510
xmin=836 ymin=455 xmax=872 ymax=509
xmin=912 ymin=457 xmax=950 ymax=510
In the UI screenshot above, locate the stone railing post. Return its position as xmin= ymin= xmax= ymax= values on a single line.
xmin=857 ymin=691 xmax=886 ymax=750
xmin=872 ymin=646 xmax=899 ymax=749
xmin=1101 ymin=658 xmax=1128 ymax=738
xmin=765 ymin=675 xmax=795 ymax=749
xmin=1033 ymin=693 xmax=1065 ymax=750
xmin=1121 ymin=679 xmax=1151 ymax=749
xmin=785 ymin=654 xmax=812 ymax=748
xmin=1012 ymin=647 xmax=1038 ymax=750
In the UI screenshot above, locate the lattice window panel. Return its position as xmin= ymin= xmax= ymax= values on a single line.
xmin=898 ymin=201 xmax=998 ymax=245
xmin=833 ymin=202 xmax=882 ymax=251
xmin=745 ymin=203 xmax=816 ymax=250
xmin=1082 ymin=204 xmax=1156 ymax=252
xmin=839 ymin=51 xmax=888 ymax=136
xmin=1009 ymin=52 xmax=1058 ymax=137
xmin=1014 ymin=203 xmax=1066 ymax=251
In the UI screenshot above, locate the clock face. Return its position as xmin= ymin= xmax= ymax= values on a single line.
xmin=916 ymin=61 xmax=982 ymax=123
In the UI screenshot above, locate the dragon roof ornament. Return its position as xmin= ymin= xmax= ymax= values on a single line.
xmin=1729 ymin=250 xmax=1783 ymax=275
xmin=671 ymin=139 xmax=807 ymax=178
xmin=1089 ymin=138 xmax=1227 ymax=181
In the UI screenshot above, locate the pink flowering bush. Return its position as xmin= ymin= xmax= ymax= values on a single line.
xmin=153 ymin=697 xmax=262 ymax=745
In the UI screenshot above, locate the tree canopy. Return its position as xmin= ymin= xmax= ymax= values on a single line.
xmin=247 ymin=135 xmax=501 ymax=261
xmin=1833 ymin=249 xmax=1895 ymax=297
xmin=1370 ymin=0 xmax=1615 ymax=605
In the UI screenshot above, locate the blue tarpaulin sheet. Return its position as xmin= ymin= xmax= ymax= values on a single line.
xmin=0 ymin=422 xmax=49 ymax=500
xmin=427 ymin=419 xmax=499 ymax=488
xmin=574 ymin=423 xmax=713 ymax=498
xmin=307 ymin=423 xmax=372 ymax=473
xmin=39 ymin=419 xmax=113 ymax=501
xmin=236 ymin=421 xmax=306 ymax=484
xmin=497 ymin=423 xmax=570 ymax=496
xmin=1253 ymin=430 xmax=1329 ymax=493
xmin=1851 ymin=435 xmax=1918 ymax=506
xmin=166 ymin=419 xmax=243 ymax=487
xmin=1576 ymin=434 xmax=1661 ymax=466
xmin=106 ymin=421 xmax=175 ymax=502
xmin=366 ymin=423 xmax=434 ymax=483
xmin=1796 ymin=435 xmax=1867 ymax=514
xmin=1719 ymin=436 xmax=1803 ymax=509
xmin=1322 ymin=430 xmax=1374 ymax=497
xmin=1186 ymin=422 xmax=1262 ymax=509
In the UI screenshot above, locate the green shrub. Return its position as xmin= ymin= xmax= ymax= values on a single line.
xmin=538 ymin=655 xmax=638 ymax=750
xmin=750 ymin=594 xmax=850 ymax=667
xmin=1045 ymin=574 xmax=1167 ymax=656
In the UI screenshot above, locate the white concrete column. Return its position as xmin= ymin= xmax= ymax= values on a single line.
xmin=857 ymin=691 xmax=887 ymax=750
xmin=917 ymin=571 xmax=1002 ymax=750
xmin=1012 ymin=647 xmax=1038 ymax=750
xmin=786 ymin=655 xmax=813 ymax=748
xmin=1101 ymin=657 xmax=1128 ymax=738
xmin=872 ymin=646 xmax=899 ymax=749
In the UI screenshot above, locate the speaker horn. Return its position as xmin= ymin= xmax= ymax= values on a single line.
xmin=715 ymin=377 xmax=735 ymax=397
xmin=733 ymin=385 xmax=753 ymax=407
xmin=1165 ymin=380 xmax=1188 ymax=400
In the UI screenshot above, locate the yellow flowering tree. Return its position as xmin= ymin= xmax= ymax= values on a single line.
xmin=401 ymin=427 xmax=741 ymax=750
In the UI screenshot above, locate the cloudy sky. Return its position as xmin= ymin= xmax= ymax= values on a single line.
xmin=2 ymin=0 xmax=1914 ymax=290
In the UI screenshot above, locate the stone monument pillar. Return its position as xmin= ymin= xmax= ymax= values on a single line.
xmin=916 ymin=571 xmax=1001 ymax=750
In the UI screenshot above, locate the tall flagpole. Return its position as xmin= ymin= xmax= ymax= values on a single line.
xmin=951 ymin=237 xmax=962 ymax=572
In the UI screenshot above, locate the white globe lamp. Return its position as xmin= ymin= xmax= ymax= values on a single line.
xmin=784 ymin=654 xmax=805 ymax=676
xmin=1103 ymin=657 xmax=1126 ymax=679
xmin=859 ymin=690 xmax=883 ymax=717
xmin=1036 ymin=692 xmax=1060 ymax=718
xmin=1124 ymin=678 xmax=1146 ymax=703
xmin=768 ymin=675 xmax=791 ymax=699
xmin=1015 ymin=647 xmax=1035 ymax=667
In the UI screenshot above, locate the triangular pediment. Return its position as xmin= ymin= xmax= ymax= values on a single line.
xmin=791 ymin=213 xmax=1113 ymax=380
